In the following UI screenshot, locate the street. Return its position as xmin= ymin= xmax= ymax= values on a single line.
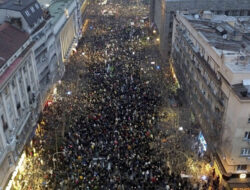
xmin=10 ymin=0 xmax=212 ymax=189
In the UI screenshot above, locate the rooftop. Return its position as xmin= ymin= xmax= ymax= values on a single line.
xmin=0 ymin=23 xmax=29 ymax=68
xmin=48 ymin=0 xmax=72 ymax=24
xmin=0 ymin=42 xmax=34 ymax=88
xmin=37 ymin=0 xmax=52 ymax=8
xmin=182 ymin=12 xmax=250 ymax=73
xmin=0 ymin=0 xmax=43 ymax=27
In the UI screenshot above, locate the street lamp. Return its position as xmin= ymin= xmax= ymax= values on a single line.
xmin=178 ymin=126 xmax=183 ymax=131
xmin=240 ymin=173 xmax=247 ymax=179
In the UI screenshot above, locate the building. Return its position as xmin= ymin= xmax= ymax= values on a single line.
xmin=0 ymin=0 xmax=60 ymax=104
xmin=0 ymin=0 xmax=44 ymax=34
xmin=0 ymin=0 xmax=89 ymax=188
xmin=79 ymin=0 xmax=89 ymax=28
xmin=0 ymin=0 xmax=88 ymax=105
xmin=171 ymin=11 xmax=250 ymax=189
xmin=150 ymin=0 xmax=250 ymax=60
xmin=0 ymin=23 xmax=39 ymax=188
xmin=49 ymin=0 xmax=79 ymax=64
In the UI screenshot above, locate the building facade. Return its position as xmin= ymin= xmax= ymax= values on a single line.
xmin=0 ymin=0 xmax=60 ymax=105
xmin=0 ymin=23 xmax=39 ymax=188
xmin=171 ymin=12 xmax=250 ymax=189
xmin=0 ymin=0 xmax=89 ymax=188
xmin=150 ymin=0 xmax=250 ymax=60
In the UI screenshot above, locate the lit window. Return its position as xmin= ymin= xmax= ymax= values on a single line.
xmin=25 ymin=10 xmax=30 ymax=16
xmin=30 ymin=6 xmax=35 ymax=13
xmin=240 ymin=148 xmax=250 ymax=156
xmin=237 ymin=165 xmax=247 ymax=171
xmin=244 ymin=131 xmax=250 ymax=140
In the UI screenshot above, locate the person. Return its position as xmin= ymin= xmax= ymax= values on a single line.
xmin=14 ymin=1 xmax=207 ymax=189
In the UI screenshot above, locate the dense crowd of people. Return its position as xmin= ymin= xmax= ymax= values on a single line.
xmin=12 ymin=1 xmax=215 ymax=189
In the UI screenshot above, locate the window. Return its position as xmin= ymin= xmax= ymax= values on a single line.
xmin=35 ymin=3 xmax=39 ymax=9
xmin=1 ymin=115 xmax=8 ymax=131
xmin=240 ymin=10 xmax=245 ymax=16
xmin=12 ymin=80 xmax=16 ymax=88
xmin=4 ymin=86 xmax=9 ymax=96
xmin=8 ymin=155 xmax=13 ymax=166
xmin=25 ymin=10 xmax=30 ymax=16
xmin=169 ymin=22 xmax=173 ymax=28
xmin=27 ymin=85 xmax=31 ymax=92
xmin=23 ymin=66 xmax=26 ymax=73
xmin=244 ymin=132 xmax=250 ymax=140
xmin=248 ymin=117 xmax=250 ymax=123
xmin=30 ymin=6 xmax=35 ymax=13
xmin=240 ymin=148 xmax=250 ymax=156
xmin=237 ymin=165 xmax=247 ymax=171
xmin=168 ymin=32 xmax=173 ymax=38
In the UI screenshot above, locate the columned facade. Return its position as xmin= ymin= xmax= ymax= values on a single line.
xmin=0 ymin=47 xmax=39 ymax=188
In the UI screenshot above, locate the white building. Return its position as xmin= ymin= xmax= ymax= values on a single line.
xmin=0 ymin=23 xmax=39 ymax=188
xmin=48 ymin=0 xmax=81 ymax=63
xmin=0 ymin=0 xmax=89 ymax=188
xmin=0 ymin=0 xmax=60 ymax=105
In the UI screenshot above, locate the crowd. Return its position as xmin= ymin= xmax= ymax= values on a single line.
xmin=13 ymin=0 xmax=213 ymax=189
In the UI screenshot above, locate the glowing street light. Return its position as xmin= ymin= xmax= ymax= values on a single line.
xmin=178 ymin=126 xmax=184 ymax=131
xmin=201 ymin=175 xmax=207 ymax=181
xmin=153 ymin=30 xmax=156 ymax=34
xmin=240 ymin=173 xmax=247 ymax=179
xmin=156 ymin=38 xmax=160 ymax=42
